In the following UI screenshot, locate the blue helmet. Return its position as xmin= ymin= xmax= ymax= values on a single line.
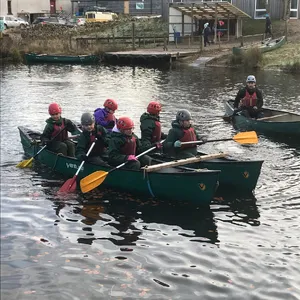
xmin=246 ymin=75 xmax=256 ymax=83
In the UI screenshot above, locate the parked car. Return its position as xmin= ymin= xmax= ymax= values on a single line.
xmin=67 ymin=17 xmax=86 ymax=26
xmin=32 ymin=16 xmax=66 ymax=26
xmin=0 ymin=16 xmax=29 ymax=29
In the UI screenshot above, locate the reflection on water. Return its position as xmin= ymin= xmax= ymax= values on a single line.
xmin=1 ymin=64 xmax=300 ymax=299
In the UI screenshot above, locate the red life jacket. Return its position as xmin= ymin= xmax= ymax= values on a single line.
xmin=151 ymin=121 xmax=162 ymax=143
xmin=121 ymin=136 xmax=136 ymax=155
xmin=89 ymin=129 xmax=105 ymax=155
xmin=105 ymin=112 xmax=116 ymax=122
xmin=180 ymin=127 xmax=197 ymax=149
xmin=51 ymin=119 xmax=68 ymax=141
xmin=241 ymin=90 xmax=257 ymax=107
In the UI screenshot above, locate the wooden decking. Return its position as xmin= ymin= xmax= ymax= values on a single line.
xmin=102 ymin=48 xmax=201 ymax=65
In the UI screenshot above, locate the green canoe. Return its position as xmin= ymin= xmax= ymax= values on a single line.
xmin=224 ymin=100 xmax=300 ymax=138
xmin=24 ymin=53 xmax=100 ymax=64
xmin=150 ymin=152 xmax=263 ymax=193
xmin=18 ymin=126 xmax=220 ymax=206
xmin=232 ymin=36 xmax=286 ymax=55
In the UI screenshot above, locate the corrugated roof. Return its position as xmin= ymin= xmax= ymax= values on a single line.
xmin=170 ymin=2 xmax=251 ymax=19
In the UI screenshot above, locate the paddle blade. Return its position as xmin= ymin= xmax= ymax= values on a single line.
xmin=233 ymin=131 xmax=258 ymax=144
xmin=58 ymin=176 xmax=77 ymax=193
xmin=16 ymin=157 xmax=33 ymax=168
xmin=80 ymin=171 xmax=108 ymax=194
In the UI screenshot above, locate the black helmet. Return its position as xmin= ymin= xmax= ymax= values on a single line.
xmin=81 ymin=112 xmax=95 ymax=125
xmin=176 ymin=109 xmax=192 ymax=121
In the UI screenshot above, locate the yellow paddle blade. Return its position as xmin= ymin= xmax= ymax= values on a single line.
xmin=16 ymin=157 xmax=34 ymax=168
xmin=80 ymin=171 xmax=108 ymax=194
xmin=233 ymin=131 xmax=258 ymax=144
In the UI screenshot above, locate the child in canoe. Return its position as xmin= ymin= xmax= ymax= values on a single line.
xmin=163 ymin=109 xmax=207 ymax=159
xmin=94 ymin=98 xmax=118 ymax=132
xmin=108 ymin=117 xmax=151 ymax=170
xmin=75 ymin=112 xmax=110 ymax=167
xmin=41 ymin=102 xmax=79 ymax=157
xmin=140 ymin=101 xmax=167 ymax=152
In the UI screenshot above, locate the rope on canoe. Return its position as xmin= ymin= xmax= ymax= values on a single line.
xmin=52 ymin=153 xmax=60 ymax=170
xmin=143 ymin=168 xmax=155 ymax=198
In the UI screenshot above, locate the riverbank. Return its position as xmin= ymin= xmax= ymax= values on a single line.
xmin=205 ymin=41 xmax=300 ymax=73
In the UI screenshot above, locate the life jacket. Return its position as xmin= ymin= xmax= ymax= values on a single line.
xmin=51 ymin=119 xmax=68 ymax=141
xmin=89 ymin=129 xmax=105 ymax=155
xmin=105 ymin=111 xmax=116 ymax=123
xmin=241 ymin=90 xmax=257 ymax=107
xmin=151 ymin=121 xmax=162 ymax=143
xmin=121 ymin=136 xmax=136 ymax=155
xmin=180 ymin=127 xmax=197 ymax=149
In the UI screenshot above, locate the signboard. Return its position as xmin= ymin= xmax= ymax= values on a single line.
xmin=136 ymin=3 xmax=144 ymax=9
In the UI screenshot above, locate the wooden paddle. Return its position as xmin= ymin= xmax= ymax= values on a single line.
xmin=80 ymin=145 xmax=158 ymax=194
xmin=58 ymin=141 xmax=96 ymax=193
xmin=142 ymin=153 xmax=228 ymax=173
xmin=181 ymin=131 xmax=258 ymax=146
xmin=17 ymin=126 xmax=68 ymax=168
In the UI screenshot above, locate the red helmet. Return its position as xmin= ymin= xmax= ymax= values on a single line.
xmin=48 ymin=102 xmax=62 ymax=115
xmin=147 ymin=101 xmax=161 ymax=115
xmin=117 ymin=117 xmax=134 ymax=130
xmin=104 ymin=99 xmax=118 ymax=111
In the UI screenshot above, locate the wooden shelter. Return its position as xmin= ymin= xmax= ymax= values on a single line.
xmin=169 ymin=2 xmax=251 ymax=42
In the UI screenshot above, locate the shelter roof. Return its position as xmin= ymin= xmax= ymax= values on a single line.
xmin=170 ymin=2 xmax=251 ymax=19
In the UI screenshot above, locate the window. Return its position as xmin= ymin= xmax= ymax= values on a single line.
xmin=290 ymin=0 xmax=298 ymax=18
xmin=7 ymin=1 xmax=12 ymax=15
xmin=255 ymin=0 xmax=266 ymax=19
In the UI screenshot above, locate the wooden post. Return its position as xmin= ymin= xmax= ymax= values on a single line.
xmin=240 ymin=35 xmax=244 ymax=47
xmin=285 ymin=19 xmax=288 ymax=42
xmin=132 ymin=21 xmax=136 ymax=50
xmin=124 ymin=0 xmax=129 ymax=14
xmin=227 ymin=13 xmax=230 ymax=42
xmin=199 ymin=34 xmax=203 ymax=52
xmin=181 ymin=12 xmax=185 ymax=38
xmin=218 ymin=31 xmax=221 ymax=49
xmin=214 ymin=3 xmax=218 ymax=44
xmin=191 ymin=2 xmax=194 ymax=43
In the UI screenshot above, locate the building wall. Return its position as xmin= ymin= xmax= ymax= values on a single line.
xmin=0 ymin=0 xmax=72 ymax=16
xmin=75 ymin=0 xmax=162 ymax=15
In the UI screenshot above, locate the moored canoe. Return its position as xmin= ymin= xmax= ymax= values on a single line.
xmin=25 ymin=53 xmax=100 ymax=64
xmin=232 ymin=36 xmax=286 ymax=55
xmin=18 ymin=126 xmax=220 ymax=206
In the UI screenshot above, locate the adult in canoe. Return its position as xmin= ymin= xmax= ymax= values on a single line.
xmin=234 ymin=75 xmax=264 ymax=119
xmin=41 ymin=103 xmax=78 ymax=157
xmin=94 ymin=98 xmax=118 ymax=132
xmin=75 ymin=113 xmax=110 ymax=167
xmin=108 ymin=117 xmax=152 ymax=170
xmin=140 ymin=101 xmax=167 ymax=152
xmin=163 ymin=109 xmax=207 ymax=159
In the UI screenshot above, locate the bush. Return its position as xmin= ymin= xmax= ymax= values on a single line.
xmin=243 ymin=47 xmax=263 ymax=68
xmin=285 ymin=60 xmax=300 ymax=73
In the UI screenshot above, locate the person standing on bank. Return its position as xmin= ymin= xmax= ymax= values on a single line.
xmin=108 ymin=117 xmax=151 ymax=170
xmin=41 ymin=102 xmax=78 ymax=157
xmin=234 ymin=75 xmax=264 ymax=119
xmin=265 ymin=13 xmax=273 ymax=38
xmin=163 ymin=109 xmax=207 ymax=159
xmin=140 ymin=101 xmax=167 ymax=152
xmin=76 ymin=112 xmax=110 ymax=167
xmin=203 ymin=22 xmax=211 ymax=47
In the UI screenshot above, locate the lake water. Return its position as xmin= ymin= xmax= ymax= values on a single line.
xmin=1 ymin=63 xmax=300 ymax=299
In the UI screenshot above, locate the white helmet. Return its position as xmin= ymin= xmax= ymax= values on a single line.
xmin=246 ymin=75 xmax=256 ymax=83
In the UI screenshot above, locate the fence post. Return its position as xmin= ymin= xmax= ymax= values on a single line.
xmin=240 ymin=35 xmax=244 ymax=47
xmin=200 ymin=35 xmax=203 ymax=52
xmin=132 ymin=21 xmax=136 ymax=50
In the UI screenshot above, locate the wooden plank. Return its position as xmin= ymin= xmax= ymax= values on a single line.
xmin=259 ymin=113 xmax=288 ymax=121
xmin=143 ymin=153 xmax=228 ymax=173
